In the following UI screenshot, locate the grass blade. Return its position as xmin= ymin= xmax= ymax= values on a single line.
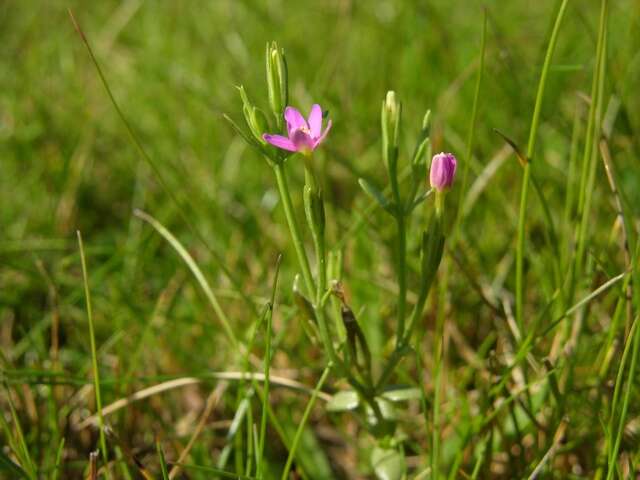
xmin=258 ymin=255 xmax=282 ymax=476
xmin=134 ymin=209 xmax=239 ymax=350
xmin=280 ymin=365 xmax=332 ymax=480
xmin=515 ymin=0 xmax=570 ymax=330
xmin=77 ymin=231 xmax=111 ymax=478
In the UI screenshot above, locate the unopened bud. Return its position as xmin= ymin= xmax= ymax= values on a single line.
xmin=248 ymin=107 xmax=268 ymax=143
xmin=266 ymin=42 xmax=288 ymax=127
xmin=381 ymin=90 xmax=401 ymax=172
xmin=237 ymin=85 xmax=268 ymax=144
xmin=429 ymin=152 xmax=457 ymax=192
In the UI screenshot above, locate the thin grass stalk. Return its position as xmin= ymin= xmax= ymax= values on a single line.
xmin=515 ymin=0 xmax=570 ymax=331
xmin=431 ymin=324 xmax=444 ymax=480
xmin=51 ymin=438 xmax=65 ymax=480
xmin=280 ymin=365 xmax=332 ymax=480
xmin=258 ymin=256 xmax=282 ymax=477
xmin=572 ymin=0 xmax=608 ymax=303
xmin=134 ymin=210 xmax=239 ymax=350
xmin=156 ymin=440 xmax=170 ymax=480
xmin=1 ymin=384 xmax=37 ymax=479
xmin=77 ymin=231 xmax=111 ymax=479
xmin=455 ymin=8 xmax=487 ymax=239
xmin=607 ymin=314 xmax=640 ymax=478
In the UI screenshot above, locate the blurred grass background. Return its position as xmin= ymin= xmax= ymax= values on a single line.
xmin=1 ymin=0 xmax=640 ymax=478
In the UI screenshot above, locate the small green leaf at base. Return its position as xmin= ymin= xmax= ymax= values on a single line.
xmin=371 ymin=446 xmax=406 ymax=480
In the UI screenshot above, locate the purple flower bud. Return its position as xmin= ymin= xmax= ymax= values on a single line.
xmin=429 ymin=152 xmax=457 ymax=191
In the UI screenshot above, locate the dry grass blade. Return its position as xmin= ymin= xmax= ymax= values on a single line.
xmin=168 ymin=382 xmax=227 ymax=479
xmin=77 ymin=372 xmax=333 ymax=430
xmin=88 ymin=451 xmax=98 ymax=480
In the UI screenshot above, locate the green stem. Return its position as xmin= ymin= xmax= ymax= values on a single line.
xmin=273 ymin=162 xmax=339 ymax=369
xmin=431 ymin=336 xmax=444 ymax=480
xmin=274 ymin=162 xmax=315 ymax=298
xmin=303 ymin=166 xmax=327 ymax=306
xmin=431 ymin=241 xmax=446 ymax=480
xmin=515 ymin=164 xmax=531 ymax=332
xmin=574 ymin=0 xmax=608 ymax=302
xmin=388 ymin=155 xmax=408 ymax=345
xmin=395 ymin=213 xmax=407 ymax=341
xmin=280 ymin=365 xmax=332 ymax=480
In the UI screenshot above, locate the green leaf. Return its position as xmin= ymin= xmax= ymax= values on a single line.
xmin=381 ymin=387 xmax=422 ymax=402
xmin=375 ymin=397 xmax=398 ymax=421
xmin=326 ymin=390 xmax=360 ymax=412
xmin=358 ymin=178 xmax=392 ymax=212
xmin=371 ymin=446 xmax=406 ymax=480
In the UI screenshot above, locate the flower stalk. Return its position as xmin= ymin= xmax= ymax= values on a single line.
xmin=381 ymin=91 xmax=408 ymax=344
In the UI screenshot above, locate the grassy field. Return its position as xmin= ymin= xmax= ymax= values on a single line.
xmin=2 ymin=0 xmax=640 ymax=478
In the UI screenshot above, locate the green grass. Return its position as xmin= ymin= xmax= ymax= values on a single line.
xmin=1 ymin=0 xmax=640 ymax=478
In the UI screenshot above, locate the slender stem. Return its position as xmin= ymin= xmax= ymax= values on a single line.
xmin=388 ymin=146 xmax=408 ymax=345
xmin=515 ymin=164 xmax=531 ymax=332
xmin=303 ymin=165 xmax=327 ymax=306
xmin=280 ymin=365 xmax=332 ymax=480
xmin=376 ymin=209 xmax=443 ymax=390
xmin=77 ymin=231 xmax=111 ymax=479
xmin=273 ymin=162 xmax=339 ymax=369
xmin=431 ymin=207 xmax=446 ymax=480
xmin=395 ymin=213 xmax=407 ymax=340
xmin=574 ymin=0 xmax=608 ymax=300
xmin=274 ymin=163 xmax=315 ymax=297
xmin=316 ymin=235 xmax=327 ymax=304
xmin=431 ymin=325 xmax=444 ymax=480
xmin=515 ymin=0 xmax=570 ymax=331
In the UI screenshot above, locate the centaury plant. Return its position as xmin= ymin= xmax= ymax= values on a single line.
xmin=226 ymin=42 xmax=456 ymax=478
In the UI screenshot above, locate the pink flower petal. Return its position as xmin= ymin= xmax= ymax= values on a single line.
xmin=308 ymin=104 xmax=323 ymax=138
xmin=284 ymin=107 xmax=308 ymax=136
xmin=263 ymin=134 xmax=298 ymax=152
xmin=313 ymin=119 xmax=332 ymax=149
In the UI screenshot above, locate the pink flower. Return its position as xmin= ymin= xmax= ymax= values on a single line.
xmin=263 ymin=104 xmax=332 ymax=155
xmin=429 ymin=152 xmax=457 ymax=191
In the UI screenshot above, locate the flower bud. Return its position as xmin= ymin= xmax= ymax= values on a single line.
xmin=381 ymin=91 xmax=401 ymax=171
xmin=265 ymin=42 xmax=288 ymax=127
xmin=237 ymin=85 xmax=268 ymax=144
xmin=429 ymin=152 xmax=457 ymax=192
